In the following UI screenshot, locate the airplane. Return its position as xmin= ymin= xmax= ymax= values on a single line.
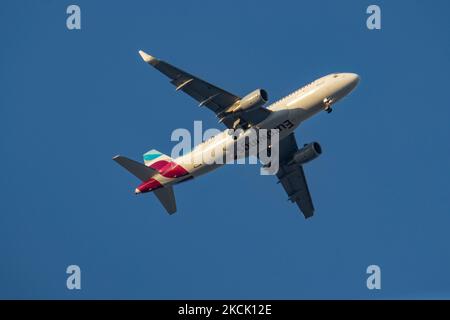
xmin=113 ymin=50 xmax=359 ymax=218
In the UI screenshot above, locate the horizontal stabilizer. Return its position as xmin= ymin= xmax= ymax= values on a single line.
xmin=113 ymin=155 xmax=157 ymax=181
xmin=154 ymin=186 xmax=177 ymax=214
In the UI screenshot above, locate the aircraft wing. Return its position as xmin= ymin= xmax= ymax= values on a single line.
xmin=138 ymin=50 xmax=269 ymax=128
xmin=276 ymin=133 xmax=315 ymax=218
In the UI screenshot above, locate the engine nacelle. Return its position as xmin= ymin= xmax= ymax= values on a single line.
xmin=291 ymin=142 xmax=322 ymax=165
xmin=236 ymin=89 xmax=268 ymax=112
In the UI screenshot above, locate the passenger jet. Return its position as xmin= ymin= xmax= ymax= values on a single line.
xmin=113 ymin=50 xmax=359 ymax=218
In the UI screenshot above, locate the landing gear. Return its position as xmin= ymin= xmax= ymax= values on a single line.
xmin=323 ymin=97 xmax=334 ymax=114
xmin=232 ymin=118 xmax=241 ymax=129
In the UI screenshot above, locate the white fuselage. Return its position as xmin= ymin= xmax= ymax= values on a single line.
xmin=156 ymin=73 xmax=359 ymax=186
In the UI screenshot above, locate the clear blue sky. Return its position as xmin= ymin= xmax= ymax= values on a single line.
xmin=1 ymin=0 xmax=449 ymax=299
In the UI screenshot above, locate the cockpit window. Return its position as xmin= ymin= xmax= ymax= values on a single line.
xmin=333 ymin=74 xmax=339 ymax=78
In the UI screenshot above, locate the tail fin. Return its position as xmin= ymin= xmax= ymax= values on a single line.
xmin=143 ymin=149 xmax=173 ymax=166
xmin=113 ymin=154 xmax=177 ymax=215
xmin=154 ymin=186 xmax=177 ymax=214
xmin=113 ymin=155 xmax=157 ymax=181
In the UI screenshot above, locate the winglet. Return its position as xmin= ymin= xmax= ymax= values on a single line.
xmin=138 ymin=50 xmax=158 ymax=66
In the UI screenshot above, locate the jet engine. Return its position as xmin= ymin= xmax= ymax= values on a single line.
xmin=290 ymin=142 xmax=322 ymax=165
xmin=235 ymin=89 xmax=268 ymax=112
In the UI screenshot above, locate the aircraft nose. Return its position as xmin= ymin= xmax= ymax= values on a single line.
xmin=135 ymin=188 xmax=141 ymax=194
xmin=345 ymin=73 xmax=360 ymax=90
xmin=349 ymin=73 xmax=360 ymax=88
xmin=350 ymin=73 xmax=360 ymax=84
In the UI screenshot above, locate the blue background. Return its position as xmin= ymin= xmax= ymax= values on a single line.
xmin=1 ymin=0 xmax=449 ymax=299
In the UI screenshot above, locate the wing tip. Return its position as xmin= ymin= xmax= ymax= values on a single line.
xmin=139 ymin=50 xmax=158 ymax=65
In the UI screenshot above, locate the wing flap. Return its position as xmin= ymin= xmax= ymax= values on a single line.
xmin=138 ymin=50 xmax=270 ymax=128
xmin=276 ymin=134 xmax=315 ymax=218
xmin=139 ymin=51 xmax=239 ymax=114
xmin=277 ymin=163 xmax=314 ymax=218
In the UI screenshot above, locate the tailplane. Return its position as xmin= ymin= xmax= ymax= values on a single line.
xmin=113 ymin=154 xmax=177 ymax=215
xmin=154 ymin=186 xmax=177 ymax=214
xmin=113 ymin=155 xmax=157 ymax=181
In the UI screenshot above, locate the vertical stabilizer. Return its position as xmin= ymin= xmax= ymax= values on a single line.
xmin=143 ymin=149 xmax=173 ymax=166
